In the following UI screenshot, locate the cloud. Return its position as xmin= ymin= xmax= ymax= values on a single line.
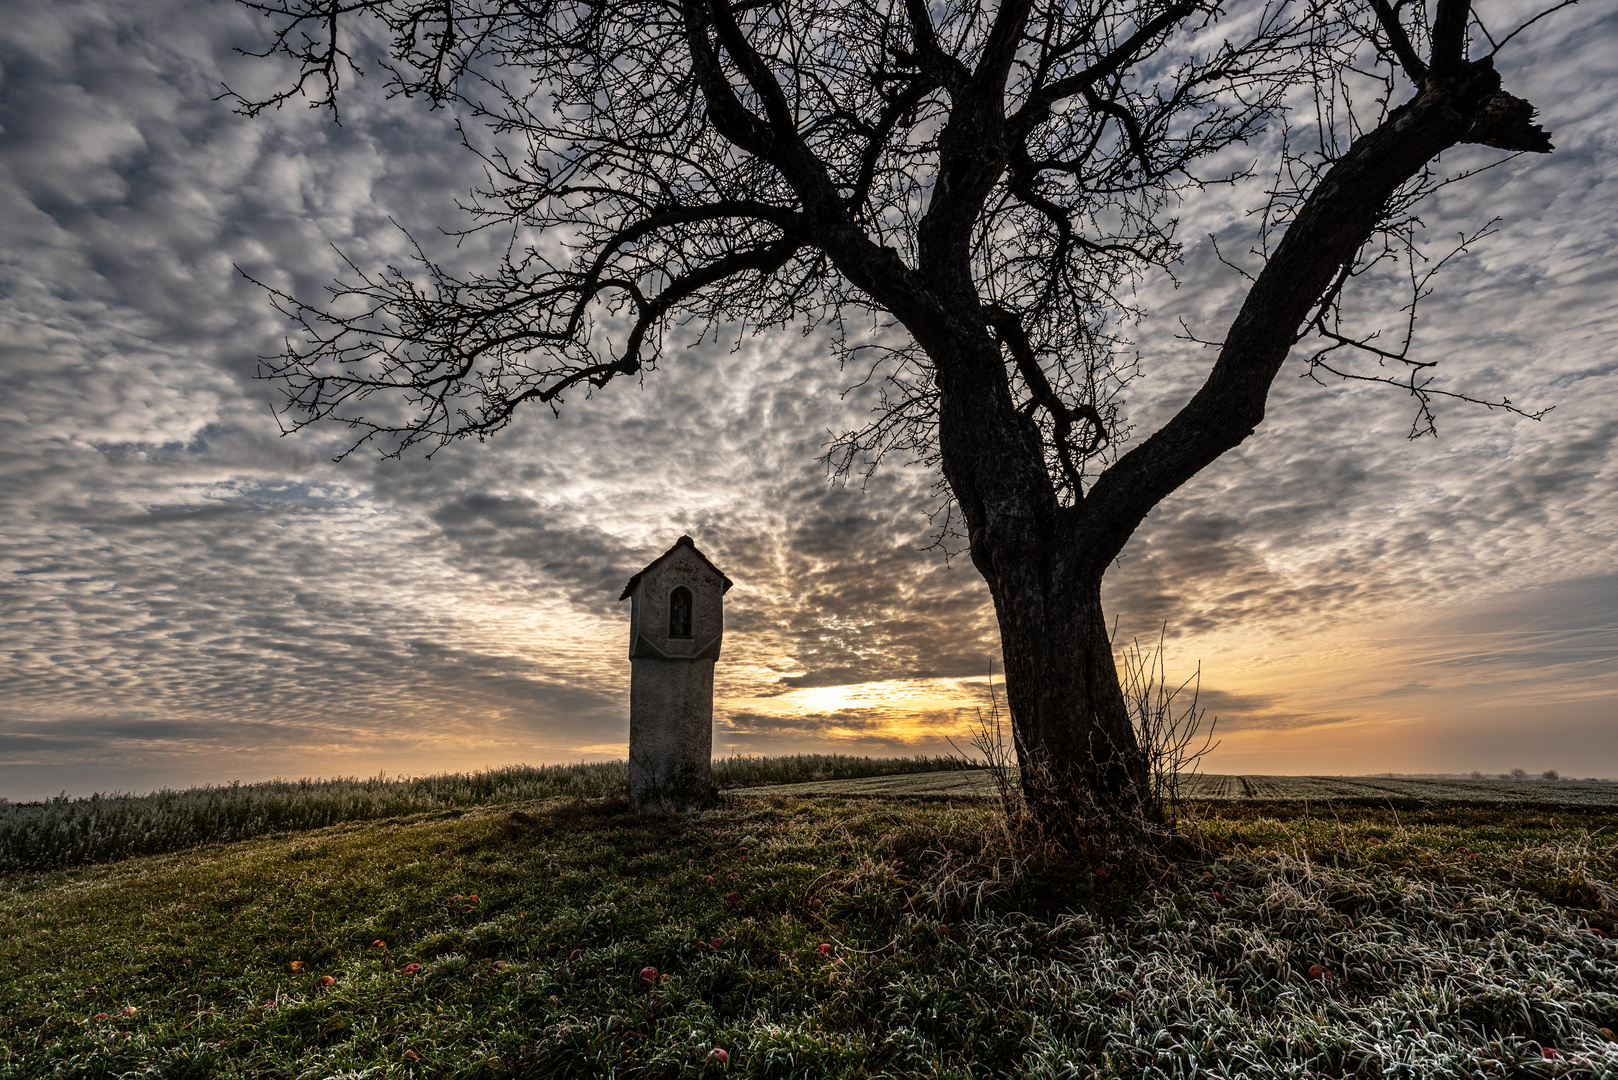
xmin=1 ymin=0 xmax=1615 ymax=799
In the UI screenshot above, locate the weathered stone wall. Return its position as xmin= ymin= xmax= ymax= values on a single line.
xmin=627 ymin=549 xmax=724 ymax=661
xmin=627 ymin=656 xmax=715 ymax=813
xmin=622 ymin=537 xmax=729 ymax=814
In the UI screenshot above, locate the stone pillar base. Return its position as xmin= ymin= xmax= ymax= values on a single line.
xmin=628 ymin=657 xmax=716 ymax=814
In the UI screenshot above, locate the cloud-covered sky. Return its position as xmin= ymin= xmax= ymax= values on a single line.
xmin=1 ymin=0 xmax=1614 ymax=800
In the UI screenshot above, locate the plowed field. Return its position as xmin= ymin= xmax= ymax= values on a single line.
xmin=741 ymin=770 xmax=1618 ymax=806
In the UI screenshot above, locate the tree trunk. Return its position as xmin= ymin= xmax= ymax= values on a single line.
xmin=928 ymin=331 xmax=1154 ymax=834
xmin=987 ymin=551 xmax=1152 ymax=826
xmin=911 ymin=53 xmax=1552 ymax=845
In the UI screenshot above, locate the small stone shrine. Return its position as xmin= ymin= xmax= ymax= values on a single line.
xmin=619 ymin=535 xmax=733 ymax=814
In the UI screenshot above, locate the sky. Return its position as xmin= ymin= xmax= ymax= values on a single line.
xmin=1 ymin=0 xmax=1615 ymax=801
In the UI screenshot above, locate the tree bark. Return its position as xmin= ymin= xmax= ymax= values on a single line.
xmin=929 ymin=331 xmax=1153 ymax=831
xmin=987 ymin=547 xmax=1150 ymax=823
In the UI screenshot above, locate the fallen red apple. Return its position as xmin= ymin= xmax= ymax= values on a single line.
xmin=703 ymin=875 xmax=715 ymax=885
xmin=639 ymin=966 xmax=659 ymax=986
xmin=403 ymin=963 xmax=422 ymax=974
xmin=725 ymin=891 xmax=742 ymax=905
xmin=468 ymin=894 xmax=479 ymax=903
xmin=317 ymin=975 xmax=335 ymax=987
xmin=708 ymin=1047 xmax=729 ymax=1064
xmin=1542 ymin=1047 xmax=1561 ymax=1060
xmin=710 ymin=937 xmax=724 ymax=950
xmin=461 ymin=904 xmax=475 ymax=913
xmin=816 ymin=943 xmax=832 ymax=956
xmin=569 ymin=949 xmax=583 ymax=961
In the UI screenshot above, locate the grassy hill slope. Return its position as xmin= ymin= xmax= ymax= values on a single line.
xmin=0 ymin=756 xmax=960 ymax=873
xmin=3 ymin=791 xmax=1617 ymax=1078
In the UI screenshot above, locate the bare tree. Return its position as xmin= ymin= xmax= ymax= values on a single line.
xmin=230 ymin=0 xmax=1564 ymax=836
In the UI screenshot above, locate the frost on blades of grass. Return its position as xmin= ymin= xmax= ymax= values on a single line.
xmin=0 ymin=799 xmax=1614 ymax=1078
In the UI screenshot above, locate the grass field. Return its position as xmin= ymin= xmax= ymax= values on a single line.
xmin=0 ymin=756 xmax=961 ymax=874
xmin=3 ymin=779 xmax=1617 ymax=1078
xmin=745 ymin=772 xmax=1618 ymax=807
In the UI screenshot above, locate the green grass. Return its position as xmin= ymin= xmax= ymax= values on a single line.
xmin=0 ymin=755 xmax=963 ymax=873
xmin=2 ymin=793 xmax=1616 ymax=1078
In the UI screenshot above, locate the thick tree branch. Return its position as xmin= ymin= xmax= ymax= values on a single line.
xmin=544 ymin=236 xmax=804 ymax=404
xmin=1366 ymin=0 xmax=1428 ymax=83
xmin=682 ymin=0 xmax=941 ymax=325
xmin=970 ymin=0 xmax=1039 ymax=108
xmin=566 ymin=200 xmax=805 ymax=337
xmin=1083 ymin=62 xmax=1550 ymax=566
xmin=903 ymin=0 xmax=971 ymax=96
xmin=1429 ymin=0 xmax=1472 ymax=79
xmin=984 ymin=302 xmax=1108 ymax=498
xmin=681 ymin=0 xmax=777 ymax=155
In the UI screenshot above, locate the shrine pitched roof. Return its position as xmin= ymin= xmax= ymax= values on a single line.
xmin=618 ymin=535 xmax=734 ymax=601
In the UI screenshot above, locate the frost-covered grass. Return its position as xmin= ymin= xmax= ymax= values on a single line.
xmin=1 ymin=798 xmax=1614 ymax=1078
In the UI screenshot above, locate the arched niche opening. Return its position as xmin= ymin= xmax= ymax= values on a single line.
xmin=668 ymin=585 xmax=694 ymax=639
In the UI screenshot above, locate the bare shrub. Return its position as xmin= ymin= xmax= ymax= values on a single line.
xmin=958 ymin=674 xmax=1020 ymax=813
xmin=937 ymin=677 xmax=1148 ymax=904
xmin=1119 ymin=626 xmax=1220 ymax=822
xmin=940 ymin=637 xmax=1219 ymax=890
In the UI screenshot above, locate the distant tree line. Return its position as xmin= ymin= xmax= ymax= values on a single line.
xmin=1464 ymin=769 xmax=1603 ymax=782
